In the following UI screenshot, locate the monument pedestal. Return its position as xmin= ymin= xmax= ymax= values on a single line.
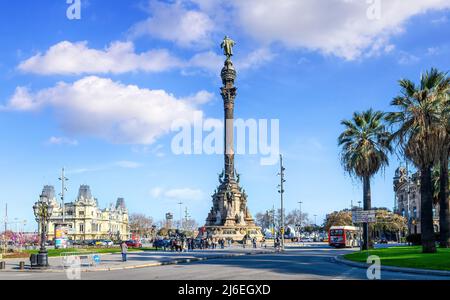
xmin=204 ymin=175 xmax=262 ymax=241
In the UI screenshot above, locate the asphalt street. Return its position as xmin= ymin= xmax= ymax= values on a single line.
xmin=1 ymin=245 xmax=448 ymax=280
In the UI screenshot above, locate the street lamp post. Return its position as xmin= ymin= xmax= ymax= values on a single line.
xmin=313 ymin=214 xmax=317 ymax=241
xmin=178 ymin=202 xmax=183 ymax=231
xmin=298 ymin=201 xmax=303 ymax=242
xmin=278 ymin=155 xmax=286 ymax=252
xmin=33 ymin=194 xmax=53 ymax=268
xmin=58 ymin=167 xmax=68 ymax=223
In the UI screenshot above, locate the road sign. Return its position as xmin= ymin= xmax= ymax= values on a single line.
xmin=352 ymin=210 xmax=376 ymax=223
xmin=93 ymin=254 xmax=101 ymax=264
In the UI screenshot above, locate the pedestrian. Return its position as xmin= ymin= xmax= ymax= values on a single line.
xmin=275 ymin=236 xmax=281 ymax=252
xmin=120 ymin=241 xmax=128 ymax=262
xmin=252 ymin=237 xmax=257 ymax=249
xmin=261 ymin=237 xmax=266 ymax=248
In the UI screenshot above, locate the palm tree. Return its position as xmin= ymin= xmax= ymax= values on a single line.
xmin=436 ymin=74 xmax=450 ymax=248
xmin=338 ymin=109 xmax=392 ymax=250
xmin=432 ymin=164 xmax=450 ymax=248
xmin=386 ymin=68 xmax=448 ymax=253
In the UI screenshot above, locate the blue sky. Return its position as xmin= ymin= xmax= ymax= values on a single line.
xmin=0 ymin=0 xmax=449 ymax=231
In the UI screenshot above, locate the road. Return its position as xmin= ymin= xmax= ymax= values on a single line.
xmin=0 ymin=244 xmax=448 ymax=280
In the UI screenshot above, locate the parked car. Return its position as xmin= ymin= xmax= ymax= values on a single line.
xmin=125 ymin=240 xmax=142 ymax=248
xmin=102 ymin=240 xmax=114 ymax=247
xmin=86 ymin=240 xmax=97 ymax=246
xmin=378 ymin=238 xmax=388 ymax=244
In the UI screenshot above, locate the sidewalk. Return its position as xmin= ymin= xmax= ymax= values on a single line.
xmin=0 ymin=247 xmax=274 ymax=273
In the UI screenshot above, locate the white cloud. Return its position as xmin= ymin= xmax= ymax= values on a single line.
xmin=18 ymin=41 xmax=182 ymax=75
xmin=187 ymin=48 xmax=276 ymax=74
xmin=132 ymin=144 xmax=165 ymax=157
xmin=150 ymin=187 xmax=204 ymax=201
xmin=226 ymin=0 xmax=450 ymax=60
xmin=17 ymin=40 xmax=273 ymax=76
xmin=398 ymin=51 xmax=420 ymax=65
xmin=188 ymin=51 xmax=223 ymax=73
xmin=431 ymin=15 xmax=448 ymax=24
xmin=236 ymin=48 xmax=275 ymax=70
xmin=114 ymin=161 xmax=142 ymax=169
xmin=66 ymin=160 xmax=143 ymax=174
xmin=3 ymin=76 xmax=213 ymax=144
xmin=129 ymin=0 xmax=214 ymax=48
xmin=47 ymin=136 xmax=79 ymax=146
xmin=426 ymin=46 xmax=447 ymax=56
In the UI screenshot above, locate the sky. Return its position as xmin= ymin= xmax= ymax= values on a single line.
xmin=0 ymin=0 xmax=449 ymax=232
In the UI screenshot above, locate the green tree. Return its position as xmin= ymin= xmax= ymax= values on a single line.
xmin=129 ymin=213 xmax=154 ymax=238
xmin=371 ymin=209 xmax=407 ymax=240
xmin=386 ymin=68 xmax=449 ymax=253
xmin=338 ymin=109 xmax=392 ymax=249
xmin=324 ymin=210 xmax=353 ymax=232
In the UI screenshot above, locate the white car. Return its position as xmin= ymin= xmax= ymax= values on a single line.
xmin=102 ymin=240 xmax=114 ymax=246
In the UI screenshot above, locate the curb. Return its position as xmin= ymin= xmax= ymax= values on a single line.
xmin=334 ymin=255 xmax=450 ymax=277
xmin=0 ymin=250 xmax=274 ymax=274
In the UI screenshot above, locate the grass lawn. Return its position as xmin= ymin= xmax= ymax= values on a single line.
xmin=344 ymin=246 xmax=450 ymax=271
xmin=24 ymin=247 xmax=156 ymax=257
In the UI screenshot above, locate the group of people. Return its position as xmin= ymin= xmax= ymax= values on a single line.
xmin=119 ymin=236 xmax=272 ymax=262
xmin=185 ymin=237 xmax=230 ymax=251
xmin=153 ymin=236 xmax=270 ymax=252
xmin=242 ymin=236 xmax=267 ymax=249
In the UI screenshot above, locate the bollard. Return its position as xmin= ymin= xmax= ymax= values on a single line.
xmin=0 ymin=261 xmax=5 ymax=270
xmin=19 ymin=261 xmax=25 ymax=270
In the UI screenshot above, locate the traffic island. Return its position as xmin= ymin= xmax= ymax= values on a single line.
xmin=335 ymin=246 xmax=450 ymax=277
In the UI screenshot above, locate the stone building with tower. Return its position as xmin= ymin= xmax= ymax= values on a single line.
xmin=203 ymin=37 xmax=263 ymax=241
xmin=39 ymin=185 xmax=130 ymax=241
xmin=393 ymin=167 xmax=440 ymax=234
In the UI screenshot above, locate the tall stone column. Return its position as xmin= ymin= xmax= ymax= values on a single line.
xmin=221 ymin=59 xmax=237 ymax=182
xmin=202 ymin=37 xmax=262 ymax=242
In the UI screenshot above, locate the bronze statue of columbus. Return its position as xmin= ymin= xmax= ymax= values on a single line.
xmin=221 ymin=36 xmax=236 ymax=59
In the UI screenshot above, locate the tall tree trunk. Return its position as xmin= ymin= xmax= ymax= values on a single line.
xmin=420 ymin=165 xmax=437 ymax=253
xmin=362 ymin=176 xmax=372 ymax=250
xmin=439 ymin=149 xmax=450 ymax=248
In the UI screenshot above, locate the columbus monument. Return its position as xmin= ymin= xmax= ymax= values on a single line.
xmin=203 ymin=37 xmax=263 ymax=241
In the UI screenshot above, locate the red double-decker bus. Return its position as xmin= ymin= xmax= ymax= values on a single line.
xmin=328 ymin=226 xmax=359 ymax=248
